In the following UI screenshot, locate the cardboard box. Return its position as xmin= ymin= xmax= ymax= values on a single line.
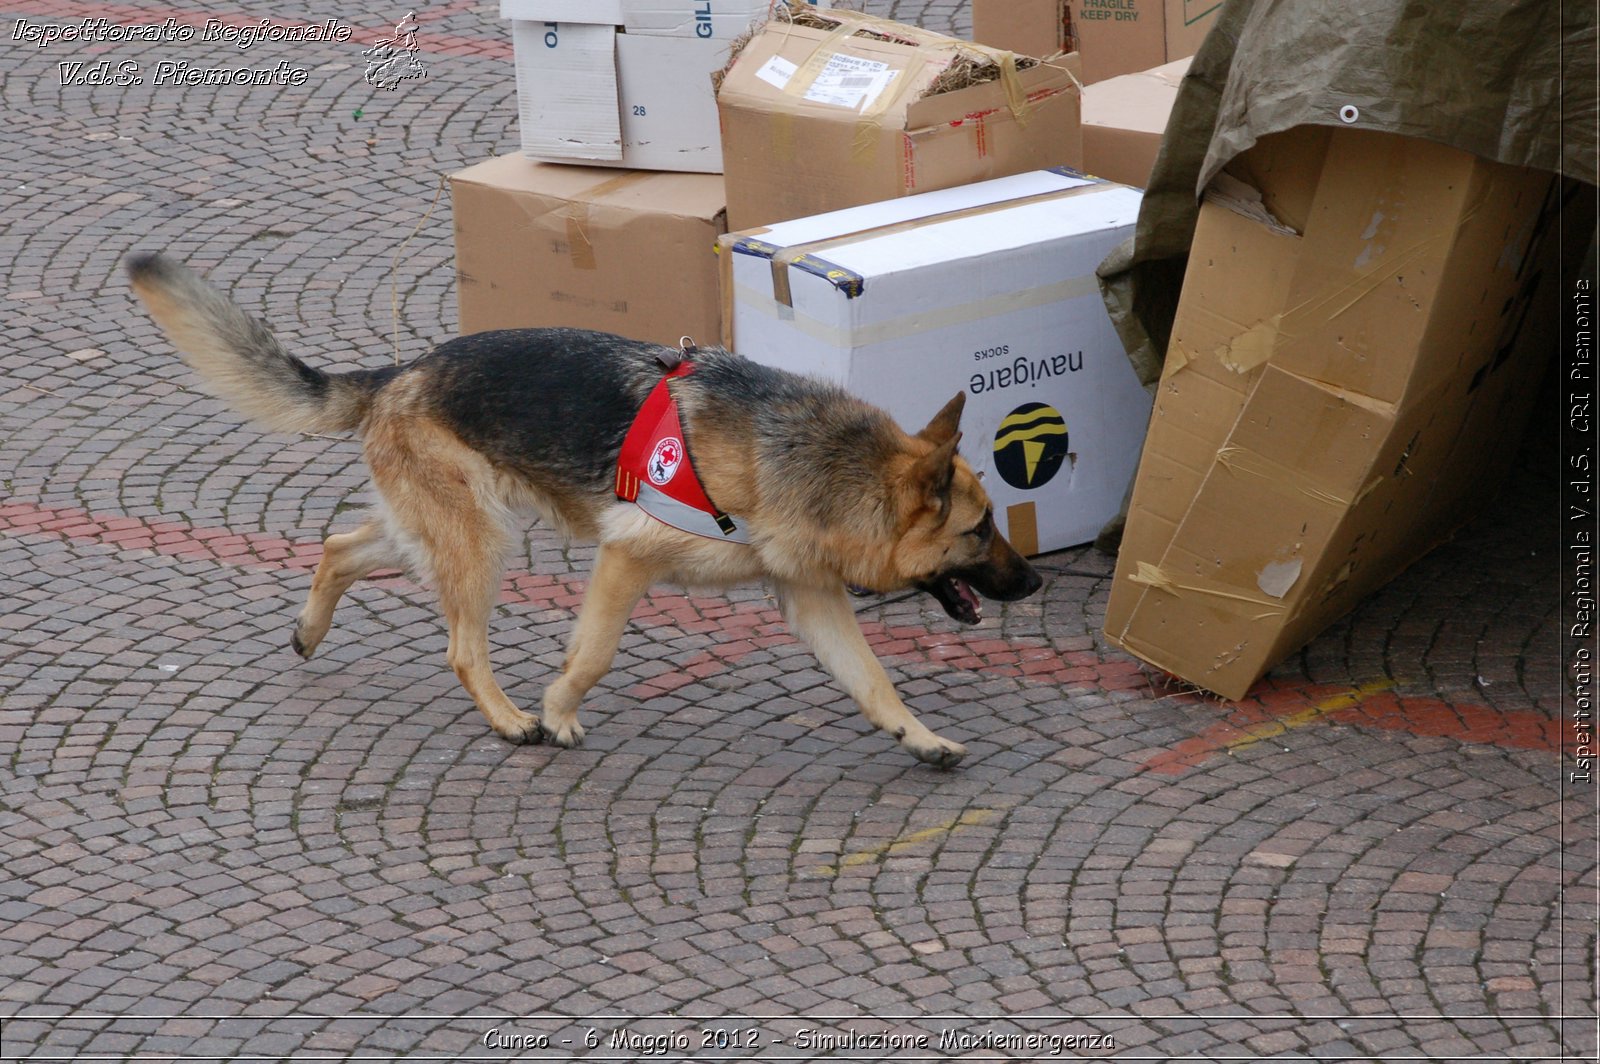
xmin=1068 ymin=0 xmax=1218 ymax=83
xmin=1081 ymin=56 xmax=1189 ymax=187
xmin=715 ymin=9 xmax=1083 ymax=230
xmin=503 ymin=1 xmax=830 ymax=173
xmin=452 ymin=153 xmax=726 ymax=346
xmin=1104 ymin=126 xmax=1557 ymax=699
xmin=719 ymin=170 xmax=1151 ymax=554
xmin=971 ymin=0 xmax=1068 ymax=59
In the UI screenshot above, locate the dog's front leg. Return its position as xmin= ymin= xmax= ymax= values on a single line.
xmin=541 ymin=545 xmax=659 ymax=747
xmin=776 ymin=581 xmax=966 ymax=768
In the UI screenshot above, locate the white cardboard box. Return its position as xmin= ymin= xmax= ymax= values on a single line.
xmin=718 ymin=170 xmax=1151 ymax=555
xmin=504 ymin=0 xmax=828 ymax=173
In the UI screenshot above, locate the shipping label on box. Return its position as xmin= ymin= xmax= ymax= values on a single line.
xmin=719 ymin=170 xmax=1150 ymax=554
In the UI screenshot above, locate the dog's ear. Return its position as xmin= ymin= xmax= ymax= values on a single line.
xmin=916 ymin=391 xmax=965 ymax=445
xmin=909 ymin=431 xmax=962 ymax=521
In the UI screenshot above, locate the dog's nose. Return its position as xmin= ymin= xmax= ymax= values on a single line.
xmin=1021 ymin=563 xmax=1043 ymax=597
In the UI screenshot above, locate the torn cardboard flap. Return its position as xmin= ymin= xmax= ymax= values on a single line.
xmin=1205 ymin=172 xmax=1298 ymax=235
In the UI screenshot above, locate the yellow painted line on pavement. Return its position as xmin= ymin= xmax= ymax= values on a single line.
xmin=816 ymin=808 xmax=999 ymax=877
xmin=1220 ymin=679 xmax=1397 ymax=754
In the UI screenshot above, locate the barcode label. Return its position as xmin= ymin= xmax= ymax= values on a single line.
xmin=803 ymin=53 xmax=898 ymax=111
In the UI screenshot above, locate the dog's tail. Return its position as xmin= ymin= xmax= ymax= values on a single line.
xmin=125 ymin=251 xmax=391 ymax=435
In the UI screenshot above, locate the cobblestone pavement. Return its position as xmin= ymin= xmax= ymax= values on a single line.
xmin=0 ymin=1 xmax=1594 ymax=1060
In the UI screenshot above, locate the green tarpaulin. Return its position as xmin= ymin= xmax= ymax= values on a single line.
xmin=1100 ymin=0 xmax=1597 ymax=389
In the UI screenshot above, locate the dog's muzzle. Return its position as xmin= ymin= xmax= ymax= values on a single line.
xmin=919 ymin=560 xmax=1043 ymax=625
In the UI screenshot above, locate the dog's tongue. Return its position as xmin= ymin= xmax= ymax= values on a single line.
xmin=954 ymin=578 xmax=982 ymax=621
xmin=935 ymin=577 xmax=981 ymax=624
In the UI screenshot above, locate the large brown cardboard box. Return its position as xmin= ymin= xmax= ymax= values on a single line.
xmin=452 ymin=153 xmax=725 ymax=346
xmin=715 ymin=9 xmax=1082 ymax=231
xmin=1104 ymin=126 xmax=1556 ymax=699
xmin=1081 ymin=56 xmax=1189 ymax=187
xmin=1069 ymin=0 xmax=1219 ymax=83
xmin=971 ymin=0 xmax=1068 ymax=59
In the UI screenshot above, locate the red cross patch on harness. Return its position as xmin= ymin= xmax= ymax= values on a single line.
xmin=616 ymin=362 xmax=750 ymax=543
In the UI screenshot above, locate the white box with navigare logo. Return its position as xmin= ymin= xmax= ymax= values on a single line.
xmin=718 ymin=169 xmax=1150 ymax=554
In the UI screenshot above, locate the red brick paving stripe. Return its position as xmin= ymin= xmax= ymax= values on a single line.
xmin=10 ymin=0 xmax=512 ymax=60
xmin=0 ymin=501 xmax=1152 ymax=696
xmin=1136 ymin=679 xmax=1566 ymax=776
xmin=2 ymin=500 xmax=1561 ymax=758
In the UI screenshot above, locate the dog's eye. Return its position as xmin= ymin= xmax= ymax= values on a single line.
xmin=963 ymin=508 xmax=993 ymax=541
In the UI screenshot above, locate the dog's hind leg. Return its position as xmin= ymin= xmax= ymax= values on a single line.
xmin=369 ymin=420 xmax=541 ymax=744
xmin=292 ymin=520 xmax=397 ymax=658
xmin=776 ymin=581 xmax=967 ymax=769
xmin=540 ymin=544 xmax=659 ymax=747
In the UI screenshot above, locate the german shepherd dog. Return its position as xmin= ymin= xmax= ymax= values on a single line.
xmin=125 ymin=253 xmax=1041 ymax=767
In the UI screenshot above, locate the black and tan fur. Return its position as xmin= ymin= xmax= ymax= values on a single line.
xmin=125 ymin=252 xmax=1041 ymax=767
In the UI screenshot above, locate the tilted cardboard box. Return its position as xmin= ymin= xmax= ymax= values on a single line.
xmin=719 ymin=170 xmax=1151 ymax=554
xmin=452 ymin=153 xmax=726 ymax=346
xmin=1105 ymin=126 xmax=1557 ymax=699
xmin=715 ymin=9 xmax=1082 ymax=230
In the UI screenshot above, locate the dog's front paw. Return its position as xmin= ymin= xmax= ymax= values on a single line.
xmin=540 ymin=717 xmax=586 ymax=748
xmin=290 ymin=620 xmax=317 ymax=659
xmin=905 ymin=734 xmax=966 ymax=770
xmin=493 ymin=710 xmax=545 ymax=745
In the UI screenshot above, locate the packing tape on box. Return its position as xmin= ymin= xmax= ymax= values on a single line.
xmin=780 ymin=20 xmax=860 ymax=103
xmin=731 ymin=179 xmax=1110 ymax=306
xmin=559 ymin=170 xmax=654 ymax=271
xmin=849 ymin=66 xmax=920 ymax=166
xmin=1127 ymin=561 xmax=1286 ymax=620
xmin=732 ymin=273 xmax=1099 ymax=346
xmin=1214 ymin=444 xmax=1354 ymax=508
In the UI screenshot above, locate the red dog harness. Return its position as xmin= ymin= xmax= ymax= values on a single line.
xmin=615 ymin=360 xmax=751 ymax=543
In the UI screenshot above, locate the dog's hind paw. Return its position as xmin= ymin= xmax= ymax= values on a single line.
xmin=906 ymin=736 xmax=966 ymax=770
